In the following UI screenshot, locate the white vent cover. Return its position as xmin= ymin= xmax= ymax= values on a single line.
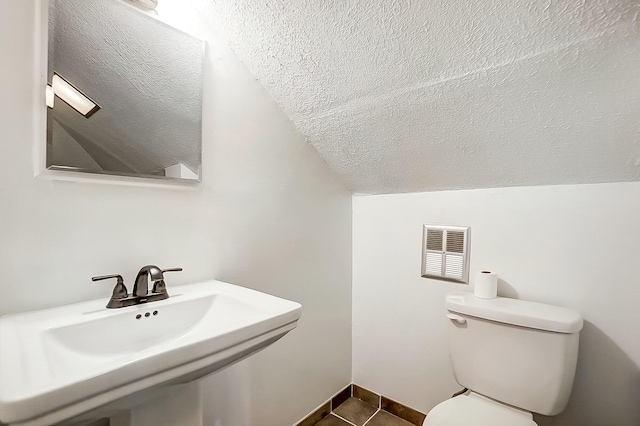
xmin=421 ymin=225 xmax=470 ymax=283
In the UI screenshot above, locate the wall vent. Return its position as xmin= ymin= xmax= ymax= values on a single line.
xmin=421 ymin=225 xmax=470 ymax=283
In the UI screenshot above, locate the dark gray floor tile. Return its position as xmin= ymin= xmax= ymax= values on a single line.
xmin=366 ymin=410 xmax=415 ymax=426
xmin=353 ymin=384 xmax=380 ymax=408
xmin=296 ymin=401 xmax=331 ymax=426
xmin=381 ymin=396 xmax=426 ymax=425
xmin=333 ymin=397 xmax=378 ymax=426
xmin=331 ymin=385 xmax=352 ymax=410
xmin=316 ymin=414 xmax=353 ymax=426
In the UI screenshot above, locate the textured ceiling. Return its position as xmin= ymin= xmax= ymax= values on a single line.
xmin=196 ymin=0 xmax=640 ymax=193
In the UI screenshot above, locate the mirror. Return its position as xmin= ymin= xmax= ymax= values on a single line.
xmin=46 ymin=0 xmax=204 ymax=182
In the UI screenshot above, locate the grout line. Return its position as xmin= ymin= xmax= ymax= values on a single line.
xmin=331 ymin=413 xmax=357 ymax=426
xmin=361 ymin=408 xmax=380 ymax=426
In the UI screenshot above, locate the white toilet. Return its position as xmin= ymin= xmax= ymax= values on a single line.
xmin=424 ymin=291 xmax=583 ymax=426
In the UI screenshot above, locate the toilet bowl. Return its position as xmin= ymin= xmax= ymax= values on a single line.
xmin=423 ymin=392 xmax=536 ymax=426
xmin=423 ymin=292 xmax=583 ymax=426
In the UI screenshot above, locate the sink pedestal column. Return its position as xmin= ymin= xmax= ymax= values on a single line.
xmin=110 ymin=382 xmax=203 ymax=426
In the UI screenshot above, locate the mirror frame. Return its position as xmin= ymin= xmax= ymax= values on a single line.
xmin=34 ymin=0 xmax=203 ymax=189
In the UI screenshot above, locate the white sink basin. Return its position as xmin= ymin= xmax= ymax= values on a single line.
xmin=0 ymin=280 xmax=301 ymax=426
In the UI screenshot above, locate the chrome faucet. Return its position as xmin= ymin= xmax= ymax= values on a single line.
xmin=92 ymin=265 xmax=182 ymax=308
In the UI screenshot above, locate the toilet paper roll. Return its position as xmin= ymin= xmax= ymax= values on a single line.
xmin=474 ymin=271 xmax=498 ymax=299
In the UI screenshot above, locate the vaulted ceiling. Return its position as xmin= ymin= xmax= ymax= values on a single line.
xmin=199 ymin=0 xmax=640 ymax=194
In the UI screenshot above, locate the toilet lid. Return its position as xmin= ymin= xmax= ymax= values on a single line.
xmin=423 ymin=393 xmax=538 ymax=426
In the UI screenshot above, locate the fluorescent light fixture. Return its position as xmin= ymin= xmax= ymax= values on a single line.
xmin=45 ymin=84 xmax=54 ymax=108
xmin=51 ymin=73 xmax=100 ymax=118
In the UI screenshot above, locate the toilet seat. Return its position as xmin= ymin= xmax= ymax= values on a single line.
xmin=423 ymin=392 xmax=538 ymax=426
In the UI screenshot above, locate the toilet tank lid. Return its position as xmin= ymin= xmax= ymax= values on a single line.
xmin=446 ymin=292 xmax=583 ymax=333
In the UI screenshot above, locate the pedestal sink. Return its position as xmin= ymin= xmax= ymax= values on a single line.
xmin=0 ymin=280 xmax=302 ymax=426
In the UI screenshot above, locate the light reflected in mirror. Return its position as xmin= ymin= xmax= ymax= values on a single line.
xmin=46 ymin=0 xmax=204 ymax=181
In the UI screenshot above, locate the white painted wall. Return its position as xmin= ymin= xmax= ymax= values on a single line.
xmin=0 ymin=1 xmax=352 ymax=425
xmin=353 ymin=182 xmax=640 ymax=426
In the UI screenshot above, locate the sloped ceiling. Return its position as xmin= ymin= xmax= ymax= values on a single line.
xmin=198 ymin=0 xmax=640 ymax=194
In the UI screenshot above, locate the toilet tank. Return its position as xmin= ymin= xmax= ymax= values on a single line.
xmin=445 ymin=292 xmax=583 ymax=416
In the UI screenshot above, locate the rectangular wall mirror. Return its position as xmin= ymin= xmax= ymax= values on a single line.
xmin=45 ymin=0 xmax=204 ymax=182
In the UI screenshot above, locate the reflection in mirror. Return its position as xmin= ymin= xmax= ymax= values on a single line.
xmin=46 ymin=0 xmax=204 ymax=181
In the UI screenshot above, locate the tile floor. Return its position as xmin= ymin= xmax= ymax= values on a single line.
xmin=320 ymin=397 xmax=413 ymax=426
xmin=296 ymin=384 xmax=425 ymax=426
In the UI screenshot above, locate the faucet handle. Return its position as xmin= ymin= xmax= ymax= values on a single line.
xmin=151 ymin=268 xmax=182 ymax=295
xmin=92 ymin=274 xmax=128 ymax=300
xmin=92 ymin=273 xmax=124 ymax=282
xmin=161 ymin=268 xmax=183 ymax=273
